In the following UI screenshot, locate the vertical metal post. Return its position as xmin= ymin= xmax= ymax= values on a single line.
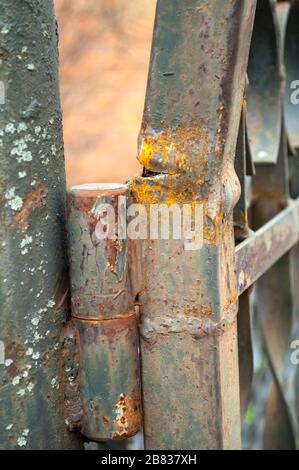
xmin=0 ymin=0 xmax=82 ymax=449
xmin=131 ymin=0 xmax=256 ymax=449
xmin=65 ymin=184 xmax=142 ymax=442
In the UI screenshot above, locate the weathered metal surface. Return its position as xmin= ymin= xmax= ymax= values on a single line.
xmin=248 ymin=8 xmax=296 ymax=442
xmin=282 ymin=0 xmax=299 ymax=153
xmin=238 ymin=290 xmax=254 ymax=421
xmin=0 ymin=0 xmax=83 ymax=449
xmin=67 ymin=183 xmax=133 ymax=320
xmin=66 ymin=184 xmax=142 ymax=441
xmin=131 ymin=0 xmax=257 ymax=450
xmin=246 ymin=0 xmax=282 ymax=165
xmin=236 ymin=197 xmax=299 ymax=295
xmin=234 ymin=108 xmax=253 ymax=242
xmin=1 ymin=0 xmax=298 ymax=451
xmin=234 ymin=108 xmax=254 ymax=421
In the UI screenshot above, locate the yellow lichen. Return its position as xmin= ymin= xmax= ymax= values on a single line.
xmin=137 ymin=127 xmax=210 ymax=175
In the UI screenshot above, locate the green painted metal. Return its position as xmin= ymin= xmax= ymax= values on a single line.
xmin=131 ymin=0 xmax=257 ymax=450
xmin=0 ymin=0 xmax=83 ymax=449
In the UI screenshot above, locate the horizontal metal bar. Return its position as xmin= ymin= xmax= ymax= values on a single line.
xmin=236 ymin=198 xmax=299 ymax=296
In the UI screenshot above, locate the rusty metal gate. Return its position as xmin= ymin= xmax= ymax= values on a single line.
xmin=1 ymin=0 xmax=299 ymax=450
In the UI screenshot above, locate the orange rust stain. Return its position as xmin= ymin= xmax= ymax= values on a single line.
xmin=130 ymin=176 xmax=201 ymax=206
xmin=203 ymin=209 xmax=223 ymax=245
xmin=99 ymin=312 xmax=137 ymax=336
xmin=130 ymin=178 xmax=163 ymax=205
xmin=138 ymin=127 xmax=210 ymax=174
xmin=112 ymin=392 xmax=141 ymax=440
xmin=183 ymin=304 xmax=212 ymax=318
xmin=14 ymin=185 xmax=48 ymax=231
xmin=104 ymin=239 xmax=124 ymax=271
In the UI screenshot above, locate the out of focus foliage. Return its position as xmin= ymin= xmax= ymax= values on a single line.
xmin=55 ymin=0 xmax=155 ymax=187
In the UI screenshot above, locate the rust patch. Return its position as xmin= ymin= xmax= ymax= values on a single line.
xmin=4 ymin=342 xmax=25 ymax=378
xmin=90 ymin=312 xmax=137 ymax=338
xmin=14 ymin=185 xmax=48 ymax=231
xmin=112 ymin=392 xmax=141 ymax=440
xmin=105 ymin=238 xmax=118 ymax=271
xmin=138 ymin=126 xmax=210 ymax=176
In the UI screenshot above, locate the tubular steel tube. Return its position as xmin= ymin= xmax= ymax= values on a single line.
xmin=0 ymin=0 xmax=83 ymax=449
xmin=66 ymin=184 xmax=142 ymax=442
xmin=236 ymin=197 xmax=299 ymax=296
xmin=131 ymin=0 xmax=257 ymax=450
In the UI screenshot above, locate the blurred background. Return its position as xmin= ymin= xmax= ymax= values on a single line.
xmin=54 ymin=0 xmax=156 ymax=188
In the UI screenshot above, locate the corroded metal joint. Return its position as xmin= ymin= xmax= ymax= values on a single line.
xmin=64 ymin=183 xmax=142 ymax=442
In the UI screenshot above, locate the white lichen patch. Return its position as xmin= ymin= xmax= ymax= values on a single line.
xmin=11 ymin=137 xmax=33 ymax=162
xmin=18 ymin=171 xmax=27 ymax=178
xmin=9 ymin=197 xmax=23 ymax=210
xmin=5 ymin=187 xmax=23 ymax=211
xmin=32 ymin=351 xmax=40 ymax=360
xmin=16 ymin=389 xmax=26 ymax=396
xmin=17 ymin=436 xmax=27 ymax=448
xmin=5 ymin=424 xmax=13 ymax=431
xmin=4 ymin=359 xmax=13 ymax=367
xmin=26 ymin=63 xmax=35 ymax=71
xmin=51 ymin=377 xmax=59 ymax=389
xmin=1 ymin=25 xmax=10 ymax=35
xmin=31 ymin=317 xmax=40 ymax=326
xmin=5 ymin=123 xmax=16 ymax=134
xmin=21 ymin=235 xmax=32 ymax=249
xmin=38 ymin=307 xmax=47 ymax=314
xmin=17 ymin=122 xmax=27 ymax=133
xmin=47 ymin=300 xmax=55 ymax=308
xmin=26 ymin=347 xmax=33 ymax=356
xmin=33 ymin=331 xmax=42 ymax=341
xmin=27 ymin=382 xmax=34 ymax=393
xmin=12 ymin=376 xmax=20 ymax=386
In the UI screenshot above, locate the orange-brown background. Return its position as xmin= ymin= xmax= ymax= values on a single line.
xmin=54 ymin=0 xmax=156 ymax=187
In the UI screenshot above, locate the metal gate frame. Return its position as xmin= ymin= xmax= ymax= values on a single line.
xmin=1 ymin=0 xmax=299 ymax=450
